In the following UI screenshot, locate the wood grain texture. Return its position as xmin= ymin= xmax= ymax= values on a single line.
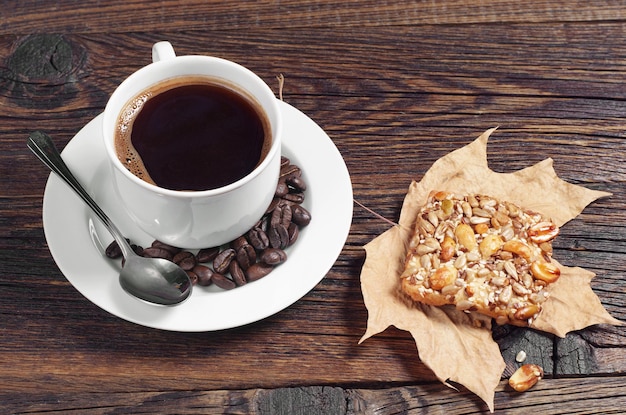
xmin=3 ymin=0 xmax=626 ymax=34
xmin=3 ymin=378 xmax=626 ymax=414
xmin=1 ymin=1 xmax=625 ymax=414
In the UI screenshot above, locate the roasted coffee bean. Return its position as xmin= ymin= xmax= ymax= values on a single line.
xmin=106 ymin=238 xmax=140 ymax=259
xmin=230 ymin=236 xmax=249 ymax=251
xmin=287 ymin=223 xmax=299 ymax=246
xmin=211 ymin=272 xmax=236 ymax=290
xmin=268 ymin=224 xmax=289 ymax=249
xmin=265 ymin=198 xmax=280 ymax=215
xmin=105 ymin=240 xmax=124 ymax=259
xmin=271 ymin=201 xmax=292 ymax=228
xmin=275 ymin=180 xmax=289 ymax=197
xmin=185 ymin=270 xmax=199 ymax=285
xmin=248 ymin=227 xmax=269 ymax=250
xmin=286 ymin=175 xmax=306 ymax=192
xmin=257 ymin=215 xmax=269 ymax=232
xmin=283 ymin=192 xmax=304 ymax=204
xmin=260 ymin=248 xmax=287 ymax=265
xmin=236 ymin=244 xmax=256 ymax=270
xmin=280 ymin=156 xmax=290 ymax=168
xmin=280 ymin=163 xmax=301 ymax=179
xmin=245 ymin=263 xmax=274 ymax=282
xmin=193 ymin=264 xmax=214 ymax=286
xmin=131 ymin=244 xmax=144 ymax=256
xmin=173 ymin=250 xmax=196 ymax=271
xmin=142 ymin=247 xmax=174 ymax=261
xmin=151 ymin=240 xmax=181 ymax=255
xmin=213 ymin=248 xmax=236 ymax=274
xmin=229 ymin=260 xmax=247 ymax=286
xmin=292 ymin=205 xmax=312 ymax=227
xmin=196 ymin=247 xmax=220 ymax=263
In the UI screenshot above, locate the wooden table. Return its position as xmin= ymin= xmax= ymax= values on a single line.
xmin=2 ymin=1 xmax=625 ymax=413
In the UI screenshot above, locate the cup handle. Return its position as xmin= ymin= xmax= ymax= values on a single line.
xmin=152 ymin=41 xmax=177 ymax=62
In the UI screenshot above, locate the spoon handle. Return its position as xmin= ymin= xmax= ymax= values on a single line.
xmin=27 ymin=131 xmax=133 ymax=258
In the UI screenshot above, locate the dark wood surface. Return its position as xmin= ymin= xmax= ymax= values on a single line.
xmin=1 ymin=1 xmax=625 ymax=413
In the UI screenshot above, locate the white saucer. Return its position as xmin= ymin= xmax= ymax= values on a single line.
xmin=42 ymin=101 xmax=353 ymax=331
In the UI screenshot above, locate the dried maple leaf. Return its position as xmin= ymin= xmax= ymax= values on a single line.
xmin=359 ymin=128 xmax=622 ymax=412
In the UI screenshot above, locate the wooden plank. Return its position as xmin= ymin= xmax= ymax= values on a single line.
xmin=2 ymin=1 xmax=626 ymax=34
xmin=2 ymin=377 xmax=626 ymax=414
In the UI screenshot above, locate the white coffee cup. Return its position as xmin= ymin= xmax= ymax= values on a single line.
xmin=102 ymin=41 xmax=282 ymax=249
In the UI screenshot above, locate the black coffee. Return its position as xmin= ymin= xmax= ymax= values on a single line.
xmin=115 ymin=76 xmax=271 ymax=191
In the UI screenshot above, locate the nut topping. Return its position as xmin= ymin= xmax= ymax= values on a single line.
xmin=455 ymin=223 xmax=478 ymax=251
xmin=509 ymin=364 xmax=544 ymax=392
xmin=530 ymin=261 xmax=561 ymax=283
xmin=528 ymin=221 xmax=560 ymax=243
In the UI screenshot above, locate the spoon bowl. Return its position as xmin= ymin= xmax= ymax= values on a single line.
xmin=119 ymin=254 xmax=192 ymax=305
xmin=28 ymin=131 xmax=192 ymax=306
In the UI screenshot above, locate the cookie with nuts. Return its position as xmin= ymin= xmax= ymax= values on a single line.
xmin=400 ymin=191 xmax=560 ymax=326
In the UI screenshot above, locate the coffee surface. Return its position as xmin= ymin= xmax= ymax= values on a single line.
xmin=115 ymin=77 xmax=270 ymax=191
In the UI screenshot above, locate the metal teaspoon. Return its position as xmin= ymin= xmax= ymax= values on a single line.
xmin=27 ymin=131 xmax=192 ymax=306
